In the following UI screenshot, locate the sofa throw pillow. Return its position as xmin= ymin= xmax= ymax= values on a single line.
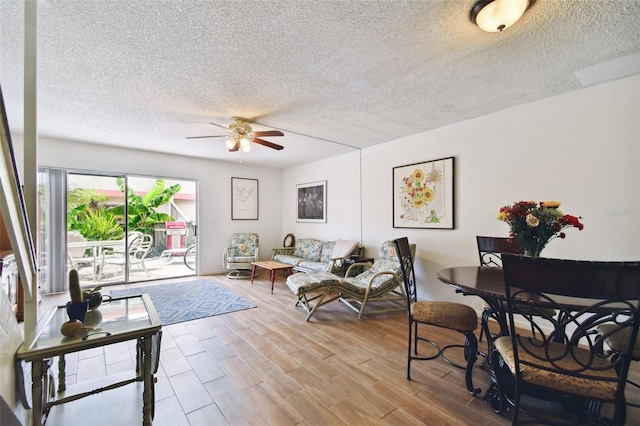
xmin=331 ymin=239 xmax=359 ymax=259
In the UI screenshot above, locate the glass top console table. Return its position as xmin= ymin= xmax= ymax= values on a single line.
xmin=16 ymin=294 xmax=162 ymax=426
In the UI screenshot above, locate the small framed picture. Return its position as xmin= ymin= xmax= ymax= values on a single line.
xmin=393 ymin=157 xmax=454 ymax=229
xmin=296 ymin=181 xmax=327 ymax=223
xmin=231 ymin=177 xmax=258 ymax=220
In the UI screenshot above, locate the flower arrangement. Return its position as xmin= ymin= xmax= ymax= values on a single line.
xmin=497 ymin=200 xmax=584 ymax=256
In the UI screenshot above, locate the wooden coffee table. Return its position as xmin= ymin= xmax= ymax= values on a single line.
xmin=251 ymin=260 xmax=293 ymax=293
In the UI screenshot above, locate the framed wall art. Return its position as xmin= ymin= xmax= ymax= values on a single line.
xmin=296 ymin=180 xmax=326 ymax=223
xmin=231 ymin=177 xmax=258 ymax=220
xmin=393 ymin=156 xmax=454 ymax=229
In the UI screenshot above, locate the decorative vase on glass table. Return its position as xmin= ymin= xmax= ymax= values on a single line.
xmin=66 ymin=269 xmax=89 ymax=322
xmin=497 ymin=200 xmax=584 ymax=257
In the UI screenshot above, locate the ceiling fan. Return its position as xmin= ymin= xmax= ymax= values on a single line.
xmin=187 ymin=117 xmax=284 ymax=152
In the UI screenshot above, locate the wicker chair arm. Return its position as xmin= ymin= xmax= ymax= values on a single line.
xmin=360 ymin=270 xmax=402 ymax=300
xmin=345 ymin=262 xmax=372 ymax=277
xmin=271 ymin=247 xmax=294 ymax=259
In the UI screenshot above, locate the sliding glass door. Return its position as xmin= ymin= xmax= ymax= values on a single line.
xmin=38 ymin=168 xmax=197 ymax=293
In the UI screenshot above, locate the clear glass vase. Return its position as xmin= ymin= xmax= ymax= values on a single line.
xmin=521 ymin=240 xmax=546 ymax=257
xmin=524 ymin=248 xmax=542 ymax=257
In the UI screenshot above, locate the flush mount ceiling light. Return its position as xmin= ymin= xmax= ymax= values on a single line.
xmin=470 ymin=0 xmax=530 ymax=32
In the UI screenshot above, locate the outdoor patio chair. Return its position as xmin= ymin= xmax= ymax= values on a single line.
xmin=223 ymin=233 xmax=259 ymax=279
xmin=66 ymin=230 xmax=92 ymax=271
xmin=100 ymin=232 xmax=152 ymax=279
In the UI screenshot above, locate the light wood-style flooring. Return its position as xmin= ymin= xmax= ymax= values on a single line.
xmin=39 ymin=272 xmax=640 ymax=425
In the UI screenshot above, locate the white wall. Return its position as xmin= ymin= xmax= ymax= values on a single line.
xmin=281 ymin=150 xmax=362 ymax=243
xmin=284 ymin=75 xmax=640 ymax=311
xmin=30 ymin=137 xmax=284 ymax=273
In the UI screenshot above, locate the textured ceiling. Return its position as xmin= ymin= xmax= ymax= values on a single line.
xmin=0 ymin=0 xmax=639 ymax=169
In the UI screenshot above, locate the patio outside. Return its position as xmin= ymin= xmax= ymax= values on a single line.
xmin=74 ymin=247 xmax=195 ymax=286
xmin=63 ymin=174 xmax=197 ymax=289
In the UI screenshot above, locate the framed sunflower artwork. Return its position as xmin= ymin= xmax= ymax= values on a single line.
xmin=392 ymin=157 xmax=454 ymax=229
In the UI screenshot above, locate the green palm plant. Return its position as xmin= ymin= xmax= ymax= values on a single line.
xmin=68 ymin=187 xmax=108 ymax=210
xmin=81 ymin=210 xmax=124 ymax=241
xmin=108 ymin=178 xmax=181 ymax=234
xmin=67 ymin=187 xmax=110 ymax=235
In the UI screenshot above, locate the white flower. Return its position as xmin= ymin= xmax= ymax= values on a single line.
xmin=526 ymin=214 xmax=540 ymax=227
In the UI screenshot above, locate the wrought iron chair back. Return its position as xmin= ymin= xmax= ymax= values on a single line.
xmin=395 ymin=237 xmax=418 ymax=305
xmin=476 ymin=236 xmax=524 ymax=267
xmin=476 ymin=236 xmax=529 ymax=343
xmin=496 ymin=254 xmax=640 ymax=425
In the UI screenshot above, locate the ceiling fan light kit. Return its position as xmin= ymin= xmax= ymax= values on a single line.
xmin=470 ymin=0 xmax=530 ymax=33
xmin=240 ymin=138 xmax=252 ymax=152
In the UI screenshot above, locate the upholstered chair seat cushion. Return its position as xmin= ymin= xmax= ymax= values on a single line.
xmin=341 ymin=273 xmax=398 ymax=295
xmin=411 ymin=301 xmax=478 ymax=332
xmin=286 ymin=272 xmax=340 ymax=296
xmin=494 ymin=336 xmax=619 ymax=400
xmin=225 ymin=255 xmax=255 ymax=263
xmin=296 ymin=260 xmax=333 ymax=273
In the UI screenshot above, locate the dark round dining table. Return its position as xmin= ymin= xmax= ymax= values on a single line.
xmin=437 ymin=266 xmax=595 ymax=338
xmin=437 ymin=266 xmax=506 ymax=299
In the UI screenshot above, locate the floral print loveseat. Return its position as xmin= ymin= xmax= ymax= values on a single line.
xmin=272 ymin=238 xmax=362 ymax=274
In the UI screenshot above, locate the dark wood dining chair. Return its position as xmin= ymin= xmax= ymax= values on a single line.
xmin=476 ymin=235 xmax=524 ymax=267
xmin=476 ymin=236 xmax=524 ymax=343
xmin=476 ymin=236 xmax=555 ymax=345
xmin=493 ymin=254 xmax=640 ymax=425
xmin=393 ymin=237 xmax=480 ymax=396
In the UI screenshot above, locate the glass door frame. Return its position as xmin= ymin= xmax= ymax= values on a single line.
xmin=38 ymin=168 xmax=197 ymax=294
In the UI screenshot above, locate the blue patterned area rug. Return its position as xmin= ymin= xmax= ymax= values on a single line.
xmin=110 ymin=279 xmax=256 ymax=325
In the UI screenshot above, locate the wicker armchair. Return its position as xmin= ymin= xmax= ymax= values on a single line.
xmin=223 ymin=233 xmax=259 ymax=279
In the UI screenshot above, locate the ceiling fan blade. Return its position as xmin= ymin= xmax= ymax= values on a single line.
xmin=253 ymin=130 xmax=284 ymax=137
xmin=229 ymin=140 xmax=240 ymax=152
xmin=209 ymin=122 xmax=230 ymax=130
xmin=253 ymin=137 xmax=284 ymax=150
xmin=186 ymin=135 xmax=228 ymax=139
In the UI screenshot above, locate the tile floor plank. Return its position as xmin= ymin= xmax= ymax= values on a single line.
xmin=204 ymin=376 xmax=261 ymax=423
xmin=218 ymin=355 xmax=263 ymax=390
xmin=169 ymin=370 xmax=214 ymax=414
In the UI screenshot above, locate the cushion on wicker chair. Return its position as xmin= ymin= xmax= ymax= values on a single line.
xmin=286 ymin=271 xmax=340 ymax=296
